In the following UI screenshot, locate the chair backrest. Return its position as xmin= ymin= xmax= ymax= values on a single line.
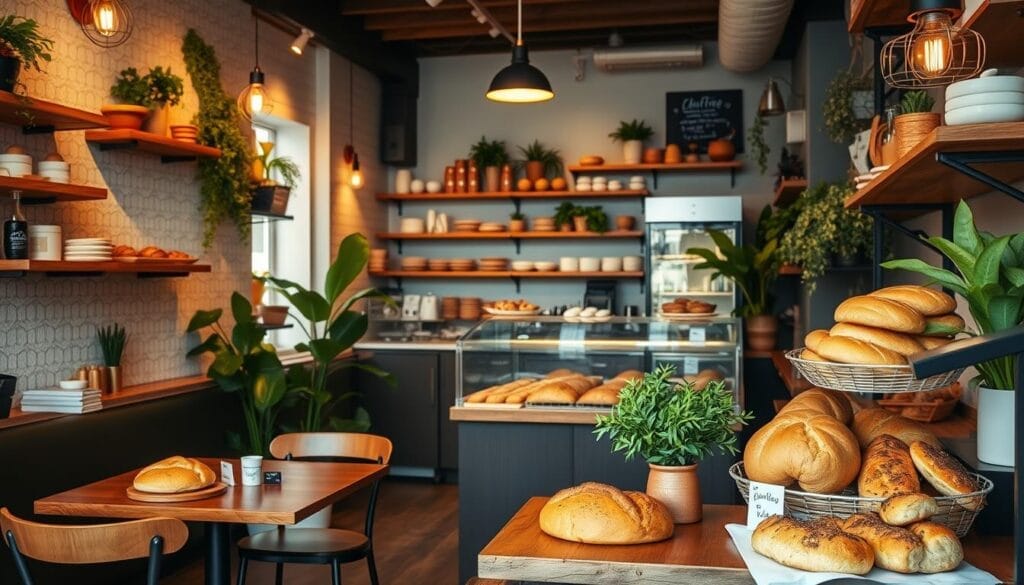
xmin=269 ymin=432 xmax=393 ymax=464
xmin=0 ymin=507 xmax=187 ymax=564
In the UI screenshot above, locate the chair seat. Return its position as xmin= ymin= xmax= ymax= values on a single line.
xmin=238 ymin=528 xmax=370 ymax=562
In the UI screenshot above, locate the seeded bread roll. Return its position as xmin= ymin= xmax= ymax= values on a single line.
xmin=539 ymin=482 xmax=673 ymax=544
xmin=780 ymin=387 xmax=853 ymax=424
xmin=869 ymin=285 xmax=957 ymax=317
xmin=880 ymin=493 xmax=939 ymax=526
xmin=829 ymin=322 xmax=924 ymax=357
xmin=858 ymin=434 xmax=921 ymax=498
xmin=816 ymin=335 xmax=907 ymax=365
xmin=909 ymin=441 xmax=982 ymax=511
xmin=804 ymin=329 xmax=830 ymax=352
xmin=923 ymin=313 xmax=966 ymax=335
xmin=801 ymin=348 xmax=827 ymax=361
xmin=853 ymin=408 xmax=941 ymax=450
xmin=908 ymin=521 xmax=964 ymax=573
xmin=751 ymin=515 xmax=874 ymax=575
xmin=744 ymin=412 xmax=861 ymax=493
xmin=841 ymin=513 xmax=925 ymax=573
xmin=834 ymin=296 xmax=926 ymax=334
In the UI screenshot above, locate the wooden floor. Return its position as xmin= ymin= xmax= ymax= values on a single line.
xmin=162 ymin=479 xmax=459 ymax=585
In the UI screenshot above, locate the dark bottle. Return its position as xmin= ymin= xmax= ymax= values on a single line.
xmin=4 ymin=190 xmax=28 ymax=260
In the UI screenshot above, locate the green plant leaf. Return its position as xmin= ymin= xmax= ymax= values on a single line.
xmin=211 ymin=352 xmax=243 ymax=377
xmin=952 ymin=201 xmax=983 ymax=257
xmin=1005 ymin=267 xmax=1024 ymax=288
xmin=187 ymin=333 xmax=223 ymax=357
xmin=231 ymin=292 xmax=253 ymax=325
xmin=282 ymin=290 xmax=331 ymax=323
xmin=232 ymin=321 xmax=266 ymax=355
xmin=187 ymin=308 xmax=222 ymax=332
xmin=973 ymin=236 xmax=1011 ymax=287
xmin=337 ymin=288 xmax=395 ymax=315
xmin=328 ymin=311 xmax=369 ymax=349
xmin=926 ymin=237 xmax=975 ymax=277
xmin=988 ymin=295 xmax=1022 ymax=331
xmin=325 ymin=234 xmax=369 ymax=304
xmin=252 ymin=370 xmax=286 ymax=412
xmin=336 ymin=361 xmax=397 ymax=386
xmin=309 ymin=338 xmax=345 ymax=364
xmin=922 ymin=322 xmax=963 ymax=336
xmin=881 ymin=259 xmax=967 ymax=293
xmin=267 ymin=276 xmax=305 ymax=291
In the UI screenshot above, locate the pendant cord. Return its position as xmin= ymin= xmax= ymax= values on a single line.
xmin=254 ymin=16 xmax=260 ymax=68
xmin=517 ymin=0 xmax=522 ymax=44
xmin=349 ymin=60 xmax=354 ymax=145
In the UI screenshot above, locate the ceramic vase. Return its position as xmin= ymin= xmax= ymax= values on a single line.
xmin=622 ymin=140 xmax=643 ymax=164
xmin=976 ymin=379 xmax=1015 ymax=467
xmin=647 ymin=463 xmax=702 ymax=524
xmin=745 ymin=315 xmax=778 ymax=351
xmin=525 ymin=160 xmax=545 ymax=182
xmin=485 ymin=166 xmax=501 ymax=192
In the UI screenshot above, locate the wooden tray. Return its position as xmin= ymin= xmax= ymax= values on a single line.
xmin=126 ymin=482 xmax=227 ymax=503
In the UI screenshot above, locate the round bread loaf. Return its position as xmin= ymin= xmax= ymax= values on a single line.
xmin=853 ymin=408 xmax=941 ymax=450
xmin=829 ymin=322 xmax=924 ymax=357
xmin=780 ymin=387 xmax=853 ymax=424
xmin=869 ymin=286 xmax=956 ymax=317
xmin=908 ymin=521 xmax=964 ymax=573
xmin=743 ymin=412 xmax=861 ymax=493
xmin=751 ymin=515 xmax=874 ymax=575
xmin=133 ymin=456 xmax=216 ymax=494
xmin=804 ymin=329 xmax=829 ymax=351
xmin=909 ymin=441 xmax=982 ymax=511
xmin=880 ymin=493 xmax=939 ymax=526
xmin=539 ymin=482 xmax=673 ymax=544
xmin=923 ymin=313 xmax=966 ymax=335
xmin=841 ymin=513 xmax=925 ymax=574
xmin=816 ymin=335 xmax=907 ymax=365
xmin=834 ymin=296 xmax=926 ymax=334
xmin=858 ymin=434 xmax=921 ymax=498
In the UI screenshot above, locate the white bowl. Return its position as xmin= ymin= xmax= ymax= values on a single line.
xmin=622 ymin=255 xmax=643 ymax=271
xmin=40 ymin=170 xmax=69 ymax=183
xmin=37 ymin=160 xmax=70 ymax=169
xmin=511 ymin=261 xmax=534 ymax=271
xmin=0 ymin=162 xmax=31 ymax=177
xmin=945 ymin=91 xmax=1024 ymax=112
xmin=425 ymin=180 xmax=442 ymax=193
xmin=607 ymin=180 xmax=623 ymax=191
xmin=630 ymin=175 xmax=646 ymax=183
xmin=59 ymin=380 xmax=88 ymax=390
xmin=0 ymin=153 xmax=31 ymax=164
xmin=591 ymin=176 xmax=607 ymax=184
xmin=399 ymin=218 xmax=426 ymax=233
xmin=575 ymin=184 xmax=592 ymax=192
xmin=410 ymin=179 xmax=425 ymax=193
xmin=945 ymin=103 xmax=1024 ymax=126
xmin=580 ymin=307 xmax=598 ymax=317
xmin=563 ymin=306 xmax=582 ymax=317
xmin=946 ymin=75 xmax=1024 ymax=100
xmin=559 ymin=257 xmax=579 ymax=272
xmin=534 ymin=261 xmax=557 ymax=272
xmin=601 ymin=257 xmax=623 ymax=272
xmin=575 ymin=176 xmax=592 ymax=184
xmin=591 ymin=183 xmax=607 ymax=192
xmin=579 ymin=256 xmax=600 ymax=272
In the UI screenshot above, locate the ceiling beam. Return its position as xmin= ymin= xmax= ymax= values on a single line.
xmin=342 ymin=0 xmax=590 ymax=16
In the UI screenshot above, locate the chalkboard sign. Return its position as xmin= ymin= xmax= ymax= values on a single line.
xmin=666 ymin=90 xmax=744 ymax=154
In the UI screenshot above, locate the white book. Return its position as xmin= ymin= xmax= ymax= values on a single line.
xmin=20 ymin=403 xmax=104 ymax=414
xmin=23 ymin=389 xmax=101 ymax=399
xmin=22 ymin=398 xmax=103 ymax=406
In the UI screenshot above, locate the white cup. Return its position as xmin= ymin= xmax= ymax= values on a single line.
xmin=623 ymin=255 xmax=643 ymax=271
xmin=241 ymin=455 xmax=263 ymax=486
xmin=395 ymin=169 xmax=412 ymax=194
xmin=579 ymin=257 xmax=600 ymax=272
xmin=559 ymin=256 xmax=579 ymax=272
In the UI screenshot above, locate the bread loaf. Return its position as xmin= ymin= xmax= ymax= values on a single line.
xmin=923 ymin=313 xmax=966 ymax=335
xmin=751 ymin=515 xmax=874 ymax=575
xmin=613 ymin=369 xmax=644 ymax=382
xmin=805 ymin=329 xmax=830 ymax=351
xmin=841 ymin=513 xmax=925 ymax=573
xmin=539 ymin=482 xmax=673 ymax=544
xmin=801 ymin=348 xmax=826 ymax=361
xmin=869 ymin=286 xmax=957 ymax=317
xmin=834 ymin=296 xmax=926 ymax=334
xmin=852 ymin=408 xmax=941 ymax=449
xmin=133 ymin=456 xmax=216 ymax=494
xmin=546 ymin=368 xmax=582 ymax=378
xmin=816 ymin=335 xmax=907 ymax=365
xmin=780 ymin=388 xmax=853 ymax=424
xmin=575 ymin=379 xmax=626 ymax=406
xmin=916 ymin=336 xmax=955 ymax=350
xmin=858 ymin=435 xmax=921 ymax=498
xmin=909 ymin=441 xmax=982 ymax=510
xmin=829 ymin=322 xmax=924 ymax=357
xmin=465 ymin=378 xmax=535 ymax=403
xmin=880 ymin=493 xmax=938 ymax=526
xmin=684 ymin=368 xmax=725 ymax=391
xmin=524 ymin=382 xmax=579 ymax=405
xmin=908 ymin=521 xmax=963 ymax=573
xmin=744 ymin=412 xmax=861 ymax=493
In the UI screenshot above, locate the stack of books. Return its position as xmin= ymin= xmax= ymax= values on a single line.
xmin=20 ymin=388 xmax=103 ymax=414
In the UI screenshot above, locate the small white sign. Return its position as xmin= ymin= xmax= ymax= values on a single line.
xmin=689 ymin=327 xmax=706 ymax=344
xmin=683 ymin=356 xmax=699 ymax=375
xmin=220 ymin=461 xmax=236 ymax=486
xmin=747 ymin=481 xmax=785 ymax=529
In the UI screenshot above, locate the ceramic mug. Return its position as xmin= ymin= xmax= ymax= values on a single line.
xmin=240 ymin=455 xmax=263 ymax=486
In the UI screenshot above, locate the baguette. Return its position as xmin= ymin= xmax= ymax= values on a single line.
xmin=852 ymin=408 xmax=941 ymax=449
xmin=751 ymin=515 xmax=874 ymax=575
xmin=816 ymin=335 xmax=907 ymax=365
xmin=834 ymin=296 xmax=926 ymax=334
xmin=465 ymin=379 xmax=535 ymax=403
xmin=576 ymin=379 xmax=627 ymax=406
xmin=923 ymin=313 xmax=966 ymax=335
xmin=858 ymin=435 xmax=921 ymax=498
xmin=801 ymin=348 xmax=827 ymax=361
xmin=525 ymin=384 xmax=579 ymax=405
xmin=829 ymin=322 xmax=924 ymax=357
xmin=841 ymin=513 xmax=925 ymax=573
xmin=880 ymin=493 xmax=938 ymax=526
xmin=804 ymin=329 xmax=830 ymax=352
xmin=868 ymin=286 xmax=956 ymax=317
xmin=916 ymin=335 xmax=955 ymax=350
xmin=502 ymin=375 xmax=581 ymax=403
xmin=780 ymin=387 xmax=852 ymax=424
xmin=539 ymin=482 xmax=673 ymax=544
xmin=908 ymin=521 xmax=963 ymax=573
xmin=909 ymin=441 xmax=982 ymax=511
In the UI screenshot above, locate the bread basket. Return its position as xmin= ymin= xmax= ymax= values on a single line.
xmin=785 ymin=348 xmax=965 ymax=394
xmin=729 ymin=462 xmax=992 ymax=537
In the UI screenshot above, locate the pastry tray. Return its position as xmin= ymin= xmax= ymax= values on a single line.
xmin=785 ymin=348 xmax=965 ymax=394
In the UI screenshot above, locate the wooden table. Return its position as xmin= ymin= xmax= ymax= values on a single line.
xmin=35 ymin=458 xmax=387 ymax=585
xmin=479 ymin=498 xmax=1014 ymax=584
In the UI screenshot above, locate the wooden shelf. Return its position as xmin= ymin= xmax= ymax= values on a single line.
xmin=84 ymin=129 xmax=221 ymax=162
xmin=0 ymin=260 xmax=211 ymax=277
xmin=370 ymin=270 xmax=643 ymax=279
xmin=377 ymin=230 xmax=644 ymax=241
xmin=376 ymin=189 xmax=648 ymax=202
xmin=0 ymin=176 xmax=106 ymax=203
xmin=847 ymin=0 xmax=908 ymax=32
xmin=772 ymin=178 xmax=808 ymax=208
xmin=568 ymin=161 xmax=742 ymax=173
xmin=963 ymin=0 xmax=1024 ymax=68
xmin=778 ymin=264 xmax=803 ymax=276
xmin=845 ymin=122 xmax=1024 ymax=212
xmin=0 ymin=91 xmax=108 ymax=133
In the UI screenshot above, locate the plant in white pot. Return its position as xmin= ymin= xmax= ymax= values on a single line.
xmin=609 ymin=119 xmax=653 ymax=164
xmin=883 ymin=201 xmax=1023 ymax=466
xmin=595 ymin=365 xmax=752 ymax=524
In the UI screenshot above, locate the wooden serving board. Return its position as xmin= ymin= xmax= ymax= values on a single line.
xmin=126 ymin=482 xmax=227 ymax=503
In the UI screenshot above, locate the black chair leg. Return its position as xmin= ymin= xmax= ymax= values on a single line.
xmin=275 ymin=562 xmax=284 ymax=585
xmin=331 ymin=559 xmax=342 ymax=585
xmin=236 ymin=557 xmax=248 ymax=585
xmin=367 ymin=549 xmax=380 ymax=585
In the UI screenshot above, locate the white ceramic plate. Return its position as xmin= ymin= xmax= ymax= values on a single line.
xmin=946 ymin=75 xmax=1024 ymax=100
xmin=64 ymin=256 xmax=113 ymax=262
xmin=945 ymin=91 xmax=1024 ymax=112
xmin=65 ymin=238 xmax=111 ymax=245
xmin=482 ymin=307 xmax=542 ymax=316
xmin=945 ymin=103 xmax=1024 ymax=126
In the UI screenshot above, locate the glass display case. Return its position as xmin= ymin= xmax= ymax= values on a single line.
xmin=456 ymin=316 xmax=743 ymax=408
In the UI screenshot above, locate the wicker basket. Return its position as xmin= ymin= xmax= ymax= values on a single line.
xmin=785 ymin=349 xmax=965 ymax=394
xmin=729 ymin=462 xmax=992 ymax=538
xmin=878 ymin=395 xmax=959 ymax=422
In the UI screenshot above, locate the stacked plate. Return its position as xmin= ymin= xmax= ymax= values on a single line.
xmin=945 ymin=73 xmax=1024 ymax=126
xmin=534 ymin=261 xmax=558 ymax=272
xmin=459 ymin=297 xmax=481 ymax=320
xmin=511 ymin=260 xmax=535 ymax=272
xmin=853 ymin=165 xmax=889 ymax=190
xmin=64 ymin=238 xmax=113 ymax=262
xmin=369 ymin=248 xmax=388 ymax=273
xmin=453 ymin=219 xmax=482 ymax=233
xmin=427 ymin=258 xmax=449 ymax=271
xmin=170 ymin=124 xmax=199 ymax=143
xmin=400 ymin=256 xmax=428 ymax=271
xmin=448 ymin=258 xmax=476 ymax=271
xmin=479 ymin=222 xmax=506 ymax=233
xmin=478 ymin=257 xmax=509 ymax=272
xmin=532 ymin=217 xmax=555 ymax=232
xmin=442 ymin=297 xmax=460 ymax=320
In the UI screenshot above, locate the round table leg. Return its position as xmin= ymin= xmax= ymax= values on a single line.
xmin=205 ymin=522 xmax=231 ymax=585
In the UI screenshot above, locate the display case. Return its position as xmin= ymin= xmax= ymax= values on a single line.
xmin=456 ymin=316 xmax=743 ymax=408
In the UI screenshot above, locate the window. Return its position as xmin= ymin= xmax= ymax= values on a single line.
xmin=251 ymin=124 xmax=277 ymax=277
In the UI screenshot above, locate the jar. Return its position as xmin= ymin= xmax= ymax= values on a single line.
xmin=500 ymin=164 xmax=513 ymax=191
xmin=28 ymin=225 xmax=61 ymax=260
xmin=444 ymin=166 xmax=456 ymax=193
xmin=455 ymin=159 xmax=468 ymax=193
xmin=467 ymin=160 xmax=479 ymax=193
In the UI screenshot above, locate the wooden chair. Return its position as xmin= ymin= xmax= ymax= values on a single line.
xmin=235 ymin=432 xmax=393 ymax=585
xmin=0 ymin=507 xmax=187 ymax=585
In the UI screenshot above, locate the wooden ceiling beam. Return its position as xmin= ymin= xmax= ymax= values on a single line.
xmin=342 ymin=0 xmax=588 ymax=16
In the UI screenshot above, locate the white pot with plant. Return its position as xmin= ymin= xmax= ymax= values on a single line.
xmin=883 ymin=201 xmax=1023 ymax=467
xmin=609 ymin=119 xmax=654 ymax=164
xmin=594 ymin=365 xmax=752 ymax=524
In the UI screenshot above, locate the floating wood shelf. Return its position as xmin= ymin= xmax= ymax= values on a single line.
xmin=568 ymin=161 xmax=742 ymax=173
xmin=0 ymin=260 xmax=211 ymax=277
xmin=377 ymin=230 xmax=643 ymax=241
xmin=847 ymin=0 xmax=908 ymax=32
xmin=369 ymin=270 xmax=643 ymax=279
xmin=962 ymin=0 xmax=1024 ymax=68
xmin=778 ymin=264 xmax=803 ymax=276
xmin=375 ymin=189 xmax=648 ymax=202
xmin=0 ymin=91 xmax=108 ymax=133
xmin=773 ymin=178 xmax=808 ymax=208
xmin=0 ymin=176 xmax=106 ymax=203
xmin=844 ymin=122 xmax=1024 ymax=212
xmin=84 ymin=130 xmax=221 ymax=162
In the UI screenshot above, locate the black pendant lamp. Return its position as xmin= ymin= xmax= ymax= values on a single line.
xmin=486 ymin=0 xmax=553 ymax=103
xmin=758 ymin=78 xmax=786 ymax=117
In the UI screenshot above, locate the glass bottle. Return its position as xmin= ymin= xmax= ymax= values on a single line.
xmin=3 ymin=190 xmax=28 ymax=260
xmin=881 ymin=107 xmax=899 ymax=167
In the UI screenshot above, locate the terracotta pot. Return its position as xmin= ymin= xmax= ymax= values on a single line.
xmin=647 ymin=463 xmax=702 ymax=524
xmin=707 ymin=136 xmax=736 ymax=162
xmin=745 ymin=314 xmax=778 ymax=351
xmin=622 ymin=139 xmax=643 ymax=164
xmin=615 ymin=215 xmax=636 ymax=231
xmin=572 ymin=215 xmax=589 ymax=232
xmin=108 ymin=365 xmax=123 ymax=393
xmin=509 ymin=219 xmax=525 ymax=232
xmin=485 ymin=165 xmax=500 ymax=193
xmin=894 ymin=112 xmax=940 ymax=158
xmin=559 ymin=222 xmax=573 ymax=233
xmin=525 ymin=160 xmax=545 ymax=182
xmin=643 ymin=147 xmax=664 ymax=164
xmin=251 ymin=277 xmax=266 ymax=307
xmin=143 ymin=103 xmax=171 ymax=136
xmin=664 ymin=143 xmax=682 ymax=164
xmin=100 ymin=104 xmax=151 ymax=130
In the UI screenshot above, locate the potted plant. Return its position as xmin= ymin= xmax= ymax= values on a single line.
xmin=0 ymin=15 xmax=52 ymax=93
xmin=469 ymin=136 xmax=509 ymax=193
xmin=894 ymin=90 xmax=938 ymax=158
xmin=594 ymin=365 xmax=752 ymax=523
xmin=517 ymin=139 xmax=562 ymax=183
xmin=252 ymin=141 xmax=301 ymax=215
xmin=142 ymin=66 xmax=184 ymax=136
xmin=747 ymin=115 xmax=769 ymax=174
xmin=823 ymin=70 xmax=872 ymax=145
xmin=509 ymin=211 xmax=525 ymax=233
xmin=687 ymin=214 xmax=781 ymax=350
xmin=97 ymin=323 xmax=127 ymax=393
xmin=105 ymin=67 xmax=153 ymax=130
xmin=554 ymin=201 xmax=577 ymax=232
xmin=882 ymin=201 xmax=1023 ymax=466
xmin=574 ymin=205 xmax=608 ymax=234
xmin=609 ymin=119 xmax=654 ymax=164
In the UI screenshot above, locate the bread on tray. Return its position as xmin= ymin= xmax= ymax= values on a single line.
xmin=834 ymin=296 xmax=927 ymax=334
xmin=751 ymin=515 xmax=874 ymax=575
xmin=909 ymin=441 xmax=982 ymax=510
xmin=575 ymin=379 xmax=627 ymax=406
xmin=829 ymin=322 xmax=924 ymax=358
xmin=779 ymin=387 xmax=853 ymax=424
xmin=908 ymin=521 xmax=963 ymax=573
xmin=539 ymin=482 xmax=673 ymax=544
xmin=816 ymin=335 xmax=907 ymax=365
xmin=133 ymin=456 xmax=216 ymax=494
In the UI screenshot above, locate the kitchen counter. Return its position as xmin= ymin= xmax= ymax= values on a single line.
xmin=355 ymin=339 xmax=458 ymax=351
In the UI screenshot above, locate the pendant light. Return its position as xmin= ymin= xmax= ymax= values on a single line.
xmin=881 ymin=0 xmax=985 ymax=88
xmin=486 ymin=0 xmax=554 ymax=103
xmin=344 ymin=62 xmax=364 ymax=190
xmin=67 ymin=0 xmax=133 ymax=48
xmin=757 ymin=78 xmax=786 ymax=117
xmin=238 ymin=16 xmax=271 ymax=122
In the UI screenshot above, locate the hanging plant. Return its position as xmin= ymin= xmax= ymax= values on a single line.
xmin=182 ymin=29 xmax=253 ymax=248
xmin=823 ymin=70 xmax=872 ymax=145
xmin=747 ymin=114 xmax=769 ymax=175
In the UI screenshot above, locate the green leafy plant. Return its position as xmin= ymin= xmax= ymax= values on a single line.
xmin=748 ymin=114 xmax=769 ymax=174
xmin=255 ymin=143 xmax=300 ymax=189
xmin=187 ymin=293 xmax=290 ymax=456
xmin=182 ymin=30 xmax=253 ymax=248
xmin=823 ymin=70 xmax=871 ymax=144
xmin=0 ymin=15 xmax=52 ymax=73
xmin=266 ymin=233 xmax=396 ymax=432
xmin=110 ymin=67 xmax=150 ymax=106
xmin=609 ymin=119 xmax=654 ymax=142
xmin=882 ymin=201 xmax=1024 ymax=390
xmin=469 ymin=136 xmax=509 ymax=168
xmin=510 ymin=211 xmax=524 ymax=221
xmin=145 ymin=66 xmax=184 ymax=107
xmin=687 ymin=226 xmax=779 ymax=318
xmin=97 ymin=324 xmax=127 ymax=367
xmin=899 ymin=90 xmax=935 ymax=114
xmin=594 ymin=365 xmax=752 ymax=466
xmin=579 ymin=205 xmax=608 ymax=233
xmin=517 ymin=139 xmax=563 ymax=176
xmin=554 ymin=201 xmax=577 ymax=227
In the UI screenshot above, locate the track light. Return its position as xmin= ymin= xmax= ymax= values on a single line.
xmin=290 ymin=27 xmax=313 ymax=55
xmin=488 ymin=27 xmax=500 ymax=38
xmin=472 ymin=10 xmax=488 ymax=24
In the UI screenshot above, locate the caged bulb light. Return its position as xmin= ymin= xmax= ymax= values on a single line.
xmin=881 ymin=0 xmax=984 ymax=88
xmin=68 ymin=0 xmax=133 ymax=48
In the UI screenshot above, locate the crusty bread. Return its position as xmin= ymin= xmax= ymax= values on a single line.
xmin=805 ymin=329 xmax=830 ymax=352
xmin=539 ymin=482 xmax=673 ymax=544
xmin=816 ymin=335 xmax=907 ymax=365
xmin=858 ymin=435 xmax=921 ymax=498
xmin=133 ymin=456 xmax=216 ymax=494
xmin=909 ymin=441 xmax=982 ymax=511
xmin=801 ymin=348 xmax=827 ymax=361
xmin=829 ymin=322 xmax=924 ymax=357
xmin=546 ymin=368 xmax=581 ymax=378
xmin=465 ymin=379 xmax=535 ymax=403
xmin=852 ymin=408 xmax=941 ymax=449
xmin=751 ymin=515 xmax=874 ymax=575
xmin=841 ymin=513 xmax=925 ymax=573
xmin=880 ymin=493 xmax=939 ymax=526
xmin=613 ymin=369 xmax=644 ymax=382
xmin=525 ymin=383 xmax=580 ymax=405
xmin=908 ymin=521 xmax=963 ymax=573
xmin=683 ymin=368 xmax=725 ymax=391
xmin=744 ymin=412 xmax=861 ymax=493
xmin=916 ymin=336 xmax=955 ymax=350
xmin=575 ymin=379 xmax=627 ymax=406
xmin=869 ymin=286 xmax=957 ymax=317
xmin=780 ymin=388 xmax=853 ymax=424
xmin=834 ymin=296 xmax=926 ymax=334
xmin=923 ymin=313 xmax=966 ymax=335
